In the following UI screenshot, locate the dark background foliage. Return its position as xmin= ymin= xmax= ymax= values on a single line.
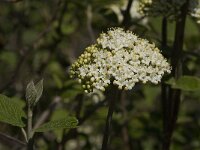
xmin=0 ymin=0 xmax=200 ymax=150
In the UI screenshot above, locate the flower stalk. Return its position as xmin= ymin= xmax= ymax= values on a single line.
xmin=101 ymin=87 xmax=119 ymax=150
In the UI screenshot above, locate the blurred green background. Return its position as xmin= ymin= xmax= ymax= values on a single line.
xmin=0 ymin=0 xmax=200 ymax=150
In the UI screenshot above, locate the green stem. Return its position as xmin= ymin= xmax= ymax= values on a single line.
xmin=101 ymin=88 xmax=119 ymax=150
xmin=27 ymin=106 xmax=34 ymax=150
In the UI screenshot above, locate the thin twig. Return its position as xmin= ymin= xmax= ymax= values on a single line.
xmin=33 ymin=96 xmax=61 ymax=130
xmin=21 ymin=128 xmax=28 ymax=142
xmin=58 ymin=99 xmax=106 ymax=145
xmin=86 ymin=5 xmax=95 ymax=42
xmin=0 ymin=0 xmax=62 ymax=92
xmin=0 ymin=132 xmax=26 ymax=147
xmin=35 ymin=0 xmax=68 ymax=76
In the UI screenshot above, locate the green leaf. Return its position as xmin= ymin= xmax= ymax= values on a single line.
xmin=53 ymin=74 xmax=63 ymax=89
xmin=35 ymin=117 xmax=78 ymax=132
xmin=34 ymin=79 xmax=43 ymax=105
xmin=0 ymin=51 xmax=17 ymax=68
xmin=26 ymin=80 xmax=43 ymax=106
xmin=26 ymin=81 xmax=37 ymax=106
xmin=166 ymin=76 xmax=200 ymax=91
xmin=0 ymin=94 xmax=26 ymax=127
xmin=50 ymin=109 xmax=69 ymax=142
xmin=61 ymin=80 xmax=83 ymax=102
xmin=165 ymin=78 xmax=176 ymax=85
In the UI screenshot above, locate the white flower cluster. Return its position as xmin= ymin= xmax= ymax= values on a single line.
xmin=190 ymin=0 xmax=200 ymax=24
xmin=138 ymin=0 xmax=200 ymax=23
xmin=191 ymin=8 xmax=200 ymax=23
xmin=70 ymin=28 xmax=171 ymax=93
xmin=138 ymin=0 xmax=185 ymax=18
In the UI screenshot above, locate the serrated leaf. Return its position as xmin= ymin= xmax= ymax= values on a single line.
xmin=0 ymin=94 xmax=26 ymax=127
xmin=35 ymin=117 xmax=78 ymax=132
xmin=26 ymin=81 xmax=37 ymax=106
xmin=34 ymin=79 xmax=43 ymax=105
xmin=166 ymin=76 xmax=200 ymax=91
